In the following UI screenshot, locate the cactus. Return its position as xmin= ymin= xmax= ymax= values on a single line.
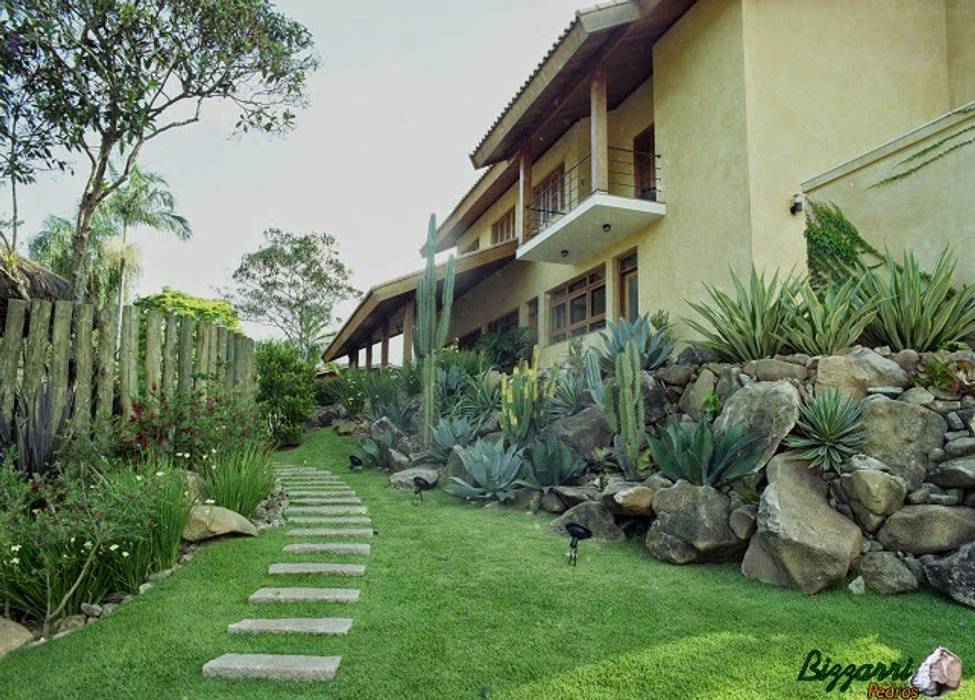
xmin=499 ymin=345 xmax=547 ymax=447
xmin=414 ymin=214 xmax=456 ymax=448
xmin=603 ymin=340 xmax=645 ymax=479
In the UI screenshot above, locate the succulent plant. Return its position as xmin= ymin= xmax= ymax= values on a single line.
xmin=443 ymin=439 xmax=525 ymax=502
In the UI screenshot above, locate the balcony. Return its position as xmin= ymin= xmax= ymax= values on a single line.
xmin=517 ymin=147 xmax=665 ymax=265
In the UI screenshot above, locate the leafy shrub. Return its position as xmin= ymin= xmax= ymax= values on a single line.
xmin=861 ymin=248 xmax=975 ymax=352
xmin=784 ymin=390 xmax=865 ymax=473
xmin=360 ymin=428 xmax=398 ymax=471
xmin=428 ymin=417 xmax=477 ymax=464
xmin=255 ymin=340 xmax=317 ymax=446
xmin=596 ymin=313 xmax=673 ymax=372
xmin=686 ymin=266 xmax=798 ymax=362
xmin=520 ymin=436 xmax=585 ymax=491
xmin=546 ymin=370 xmax=588 ymax=420
xmin=783 ymin=278 xmax=878 ymax=356
xmin=200 ymin=443 xmax=275 ymax=517
xmin=648 ymin=420 xmax=764 ymax=487
xmin=441 ymin=347 xmax=490 ymax=377
xmin=443 ymin=439 xmax=524 ymax=502
xmin=499 ymin=347 xmax=548 ymax=446
xmin=135 ymin=287 xmax=240 ymax=328
xmin=477 ymin=326 xmax=531 ymax=372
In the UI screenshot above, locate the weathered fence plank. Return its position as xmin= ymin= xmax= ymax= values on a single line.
xmin=144 ymin=309 xmax=163 ymax=399
xmin=72 ymin=304 xmax=94 ymax=430
xmin=119 ymin=305 xmax=139 ymax=418
xmin=194 ymin=322 xmax=209 ymax=392
xmin=0 ymin=299 xmax=28 ymax=420
xmin=206 ymin=324 xmax=219 ymax=384
xmin=95 ymin=308 xmax=118 ymax=422
xmin=22 ymin=299 xmax=52 ymax=401
xmin=224 ymin=331 xmax=236 ymax=393
xmin=162 ymin=313 xmax=178 ymax=400
xmin=178 ymin=317 xmax=196 ymax=397
xmin=49 ymin=301 xmax=73 ymax=420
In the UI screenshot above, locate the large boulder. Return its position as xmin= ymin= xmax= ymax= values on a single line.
xmin=924 ymin=542 xmax=975 ymax=608
xmin=550 ymin=485 xmax=598 ymax=507
xmin=861 ymin=397 xmax=946 ymax=489
xmin=549 ymin=502 xmax=624 ymax=542
xmin=0 ymin=618 xmax=33 ymax=659
xmin=182 ymin=505 xmax=258 ymax=542
xmin=840 ymin=469 xmax=906 ymax=517
xmin=876 ymin=505 xmax=975 ymax=554
xmin=545 ymin=405 xmax=612 ymax=457
xmin=640 ymin=373 xmax=669 ymax=422
xmin=928 ymin=457 xmax=975 ymax=489
xmin=309 ymin=404 xmax=346 ymax=428
xmin=741 ymin=455 xmax=863 ymax=594
xmin=856 ymin=552 xmax=918 ymax=594
xmin=389 ymin=466 xmax=439 ymax=491
xmin=815 ymin=348 xmax=909 ymax=401
xmin=601 ymin=481 xmax=655 ymax=517
xmin=713 ymin=381 xmax=800 ymax=469
xmin=743 ymin=358 xmax=807 ymax=382
xmin=678 ymin=368 xmax=716 ymax=421
xmin=644 ymin=481 xmax=743 ymax=564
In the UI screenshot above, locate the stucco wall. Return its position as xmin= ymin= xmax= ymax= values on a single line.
xmin=947 ymin=0 xmax=975 ymax=107
xmin=802 ymin=106 xmax=975 ymax=287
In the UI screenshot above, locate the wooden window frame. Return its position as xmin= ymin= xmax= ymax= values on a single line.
xmin=530 ymin=163 xmax=565 ymax=237
xmin=460 ymin=237 xmax=480 ymax=255
xmin=547 ymin=266 xmax=606 ymax=345
xmin=618 ymin=250 xmax=638 ymax=322
xmin=633 ymin=125 xmax=657 ymax=201
xmin=490 ymin=208 xmax=516 ymax=245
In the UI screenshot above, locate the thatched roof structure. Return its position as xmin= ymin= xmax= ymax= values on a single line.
xmin=0 ymin=256 xmax=73 ymax=321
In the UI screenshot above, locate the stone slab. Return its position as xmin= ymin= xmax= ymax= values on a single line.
xmin=269 ymin=562 xmax=365 ymax=576
xmin=289 ymin=497 xmax=363 ymax=505
xmin=228 ymin=617 xmax=353 ymax=636
xmin=283 ymin=543 xmax=371 ymax=555
xmin=248 ymin=587 xmax=360 ymax=604
xmin=287 ymin=516 xmax=372 ymax=525
xmin=285 ymin=491 xmax=357 ymax=497
xmin=287 ymin=506 xmax=367 ymax=516
xmin=287 ymin=528 xmax=374 ymax=538
xmin=202 ymin=653 xmax=341 ymax=682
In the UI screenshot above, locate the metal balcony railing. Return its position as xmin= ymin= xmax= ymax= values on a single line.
xmin=525 ymin=148 xmax=663 ymax=241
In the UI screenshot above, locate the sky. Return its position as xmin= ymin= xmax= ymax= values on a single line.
xmin=12 ymin=0 xmax=586 ymax=353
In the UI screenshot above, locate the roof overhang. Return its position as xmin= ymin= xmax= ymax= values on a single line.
xmin=322 ymin=240 xmax=518 ymax=363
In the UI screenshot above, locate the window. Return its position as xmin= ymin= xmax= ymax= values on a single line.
xmin=618 ymin=251 xmax=639 ymax=322
xmin=530 ymin=164 xmax=565 ymax=236
xmin=460 ymin=238 xmax=480 ymax=254
xmin=458 ymin=329 xmax=481 ymax=350
xmin=487 ymin=309 xmax=519 ymax=333
xmin=633 ymin=126 xmax=657 ymax=201
xmin=490 ymin=208 xmax=515 ymax=244
xmin=548 ymin=266 xmax=606 ymax=343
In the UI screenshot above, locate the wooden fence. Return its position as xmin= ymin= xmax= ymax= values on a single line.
xmin=0 ymin=299 xmax=256 ymax=429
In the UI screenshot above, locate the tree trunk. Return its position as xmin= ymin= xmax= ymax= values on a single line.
xmin=116 ymin=223 xmax=128 ymax=346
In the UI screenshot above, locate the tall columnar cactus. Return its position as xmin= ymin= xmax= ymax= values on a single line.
xmin=499 ymin=345 xmax=546 ymax=447
xmin=415 ymin=214 xmax=455 ymax=448
xmin=603 ymin=340 xmax=645 ymax=479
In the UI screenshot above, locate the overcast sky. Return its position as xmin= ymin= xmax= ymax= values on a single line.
xmin=12 ymin=0 xmax=584 ymax=347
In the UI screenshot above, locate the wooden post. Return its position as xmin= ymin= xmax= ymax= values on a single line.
xmin=23 ymin=300 xmax=52 ymax=402
xmin=0 ymin=299 xmax=27 ymax=421
xmin=233 ymin=334 xmax=248 ymax=390
xmin=194 ymin=322 xmax=210 ymax=392
xmin=402 ymin=297 xmax=414 ymax=364
xmin=119 ymin=305 xmax=139 ymax=419
xmin=365 ymin=342 xmax=373 ymax=370
xmin=216 ymin=327 xmax=228 ymax=392
xmin=95 ymin=308 xmax=118 ymax=423
xmin=144 ymin=309 xmax=164 ymax=399
xmin=516 ymin=148 xmax=533 ymax=243
xmin=590 ymin=69 xmax=609 ymax=193
xmin=162 ymin=314 xmax=179 ymax=399
xmin=72 ymin=304 xmax=94 ymax=430
xmin=205 ymin=325 xmax=219 ymax=390
xmin=348 ymin=350 xmax=358 ymax=369
xmin=49 ymin=301 xmax=73 ymax=420
xmin=223 ymin=330 xmax=236 ymax=394
xmin=178 ymin=317 xmax=196 ymax=398
xmin=380 ymin=319 xmax=390 ymax=368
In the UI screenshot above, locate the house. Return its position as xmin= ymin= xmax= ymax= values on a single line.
xmin=324 ymin=0 xmax=975 ymax=369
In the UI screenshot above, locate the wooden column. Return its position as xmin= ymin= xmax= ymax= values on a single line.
xmin=402 ymin=297 xmax=414 ymax=364
xmin=348 ymin=350 xmax=358 ymax=369
xmin=380 ymin=319 xmax=390 ymax=368
xmin=590 ymin=69 xmax=609 ymax=193
xmin=365 ymin=342 xmax=373 ymax=370
xmin=516 ymin=148 xmax=533 ymax=243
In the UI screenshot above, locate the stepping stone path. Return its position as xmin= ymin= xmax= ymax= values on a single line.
xmin=202 ymin=465 xmax=374 ymax=685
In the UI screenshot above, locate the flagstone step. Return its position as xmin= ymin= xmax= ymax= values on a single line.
xmin=287 ymin=506 xmax=367 ymax=516
xmin=249 ymin=587 xmax=360 ymax=604
xmin=283 ymin=543 xmax=371 ymax=555
xmin=287 ymin=528 xmax=374 ymax=538
xmin=228 ymin=617 xmax=353 ymax=636
xmin=203 ymin=653 xmax=341 ymax=682
xmin=289 ymin=497 xmax=362 ymax=505
xmin=285 ymin=490 xmax=357 ymax=498
xmin=279 ymin=478 xmax=346 ymax=484
xmin=281 ymin=482 xmax=347 ymax=488
xmin=287 ymin=516 xmax=372 ymax=525
xmin=269 ymin=562 xmax=365 ymax=576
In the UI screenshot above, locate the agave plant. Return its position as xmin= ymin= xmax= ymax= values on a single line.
xmin=782 ymin=278 xmax=878 ymax=356
xmin=596 ymin=313 xmax=673 ymax=372
xmin=453 ymin=370 xmax=501 ymax=424
xmin=360 ymin=428 xmax=397 ymax=471
xmin=685 ymin=265 xmax=799 ymax=362
xmin=648 ymin=419 xmax=764 ymax=487
xmin=428 ymin=416 xmax=477 ymax=464
xmin=519 ymin=435 xmax=586 ymax=491
xmin=860 ymin=247 xmax=975 ymax=352
xmin=546 ymin=370 xmax=588 ymax=420
xmin=585 ymin=351 xmax=605 ymax=409
xmin=784 ymin=390 xmax=865 ymax=473
xmin=443 ymin=439 xmax=525 ymax=502
xmin=0 ymin=380 xmax=73 ymax=479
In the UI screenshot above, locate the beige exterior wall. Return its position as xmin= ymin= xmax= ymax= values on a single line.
xmin=802 ymin=105 xmax=975 ymax=287
xmin=947 ymin=0 xmax=975 ymax=107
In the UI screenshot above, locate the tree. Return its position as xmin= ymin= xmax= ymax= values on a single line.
xmin=255 ymin=340 xmax=316 ymax=447
xmin=224 ymin=229 xmax=358 ymax=358
xmin=2 ymin=0 xmax=318 ymax=299
xmin=135 ymin=287 xmax=239 ymax=329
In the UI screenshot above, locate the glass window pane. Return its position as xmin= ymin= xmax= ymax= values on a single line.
xmin=552 ymin=303 xmax=566 ymax=330
xmin=620 ymin=253 xmax=637 ymax=273
xmin=552 ymin=333 xmax=566 ymax=343
xmin=568 ymin=278 xmax=586 ymax=294
xmin=627 ymin=275 xmax=639 ymax=321
xmin=569 ymin=294 xmax=587 ymax=324
xmin=589 ymin=268 xmax=605 ymax=284
xmin=570 ymin=326 xmax=586 ymax=338
xmin=590 ymin=285 xmax=606 ymax=317
xmin=590 ymin=319 xmax=606 ymax=331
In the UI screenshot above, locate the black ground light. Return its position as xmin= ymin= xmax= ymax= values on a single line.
xmin=564 ymin=522 xmax=592 ymax=566
xmin=348 ymin=454 xmax=363 ymax=472
xmin=412 ymin=475 xmax=433 ymax=504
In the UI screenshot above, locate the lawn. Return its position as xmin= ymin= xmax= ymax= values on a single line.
xmin=0 ymin=427 xmax=972 ymax=699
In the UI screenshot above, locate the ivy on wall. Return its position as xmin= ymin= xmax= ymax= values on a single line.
xmin=803 ymin=200 xmax=881 ymax=287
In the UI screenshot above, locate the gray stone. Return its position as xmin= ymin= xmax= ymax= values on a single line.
xmin=268 ymin=563 xmax=365 ymax=576
xmin=876 ymin=505 xmax=975 ymax=554
xmin=228 ymin=618 xmax=353 ymax=636
xmin=655 ymin=364 xmax=695 ymax=386
xmin=676 ymin=345 xmax=712 ymax=366
xmin=929 ymin=448 xmax=947 ymax=463
xmin=551 ymin=485 xmax=598 ymax=507
xmin=743 ymin=358 xmax=807 ymax=382
xmin=815 ymin=348 xmax=909 ymax=401
xmin=610 ymin=485 xmax=655 ymax=517
xmin=891 ymin=349 xmax=919 ymax=375
xmin=848 ymin=576 xmax=866 ymax=595
xmin=182 ymin=505 xmax=258 ymax=542
xmin=248 ymin=587 xmax=360 ymax=604
xmin=80 ymin=603 xmax=103 ymax=618
xmin=865 ymin=386 xmax=905 ymax=398
xmin=928 ymin=457 xmax=975 ymax=489
xmin=283 ymin=543 xmax=371 ymax=555
xmin=841 ymin=454 xmax=891 ymax=475
xmin=540 ymin=490 xmax=567 ymax=514
xmin=741 ymin=455 xmax=863 ymax=594
xmin=924 ymin=542 xmax=975 ymax=608
xmin=286 ymin=491 xmax=357 ymax=499
xmin=0 ymin=618 xmax=33 ymax=658
xmin=640 ymin=372 xmax=669 ymax=422
xmin=287 ymin=516 xmax=372 ymax=525
xmin=370 ymin=416 xmax=405 ymax=442
xmin=287 ymin=528 xmax=373 ymax=538
xmin=945 ymin=431 xmax=972 ymax=442
xmin=289 ymin=497 xmax=363 ymax=505
xmin=848 ymin=501 xmax=886 ymax=534
xmin=678 ymin=368 xmax=717 ymax=421
xmin=646 ymin=481 xmax=743 ymax=563
xmin=714 ymin=366 xmax=741 ymax=403
xmin=388 ymin=449 xmax=410 ymax=471
xmin=549 ymin=502 xmax=624 ymax=542
xmin=927 ymin=493 xmax=961 ymax=506
xmin=729 ymin=504 xmax=757 ymax=540
xmin=389 ymin=466 xmax=439 ymax=491
xmin=309 ymin=404 xmax=346 ymax=428
xmin=545 ymin=406 xmax=613 ymax=457
xmin=947 ymin=413 xmax=965 ymax=431
xmin=55 ymin=615 xmax=86 ymax=633
xmin=931 ymin=401 xmax=963 ymax=415
xmin=861 ymin=397 xmax=947 ymax=489
xmin=287 ymin=506 xmax=367 ymax=516
xmin=840 ymin=469 xmax=906 ymax=516
xmin=713 ymin=380 xmax=800 ymax=469
xmin=202 ymin=653 xmax=341 ymax=682
xmin=899 ymin=387 xmax=936 ymax=406
xmin=857 ymin=552 xmax=918 ymax=594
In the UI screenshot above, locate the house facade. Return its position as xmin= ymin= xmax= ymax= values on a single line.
xmin=324 ymin=0 xmax=975 ymax=368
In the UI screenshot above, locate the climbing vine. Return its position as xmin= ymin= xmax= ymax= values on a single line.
xmin=803 ymin=200 xmax=882 ymax=288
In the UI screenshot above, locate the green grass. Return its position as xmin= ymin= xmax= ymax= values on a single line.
xmin=0 ymin=428 xmax=972 ymax=699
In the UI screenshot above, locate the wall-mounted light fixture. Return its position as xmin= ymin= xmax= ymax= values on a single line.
xmin=789 ymin=193 xmax=803 ymax=216
xmin=560 ymin=249 xmax=569 ymax=258
xmin=602 ymin=223 xmax=612 ymax=233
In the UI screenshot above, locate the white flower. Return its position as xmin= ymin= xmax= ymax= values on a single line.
xmin=211 ymin=448 xmax=217 ymax=454
xmin=10 ymin=544 xmax=21 ymax=552
xmin=155 ymin=471 xmax=164 ymax=477
xmin=83 ymin=541 xmax=93 ymax=549
xmin=201 ymin=454 xmax=208 ymax=461
xmin=204 ymin=498 xmax=215 ymax=505
xmin=109 ymin=544 xmax=119 ymax=552
xmin=135 ymin=475 xmax=143 ymax=482
xmin=122 ymin=551 xmax=130 ymax=558
xmin=9 ymin=557 xmax=19 ymax=565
